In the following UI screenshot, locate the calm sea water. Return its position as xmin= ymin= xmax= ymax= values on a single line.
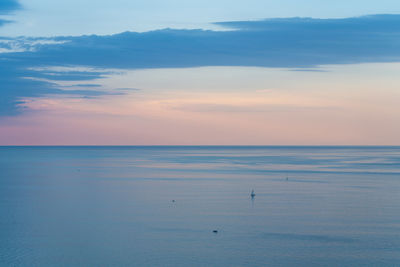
xmin=0 ymin=146 xmax=399 ymax=266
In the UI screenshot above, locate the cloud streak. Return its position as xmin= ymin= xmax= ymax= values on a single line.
xmin=1 ymin=14 xmax=400 ymax=115
xmin=0 ymin=0 xmax=20 ymax=26
xmin=0 ymin=0 xmax=20 ymax=14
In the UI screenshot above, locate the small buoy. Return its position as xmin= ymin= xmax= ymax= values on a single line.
xmin=213 ymin=230 xmax=218 ymax=233
xmin=172 ymin=200 xmax=175 ymax=202
xmin=251 ymin=189 xmax=256 ymax=198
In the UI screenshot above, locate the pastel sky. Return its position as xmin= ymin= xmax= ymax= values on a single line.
xmin=1 ymin=0 xmax=400 ymax=145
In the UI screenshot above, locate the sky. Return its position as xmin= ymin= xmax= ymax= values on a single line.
xmin=0 ymin=0 xmax=400 ymax=145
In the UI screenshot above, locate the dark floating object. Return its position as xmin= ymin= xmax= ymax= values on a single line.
xmin=172 ymin=200 xmax=175 ymax=202
xmin=213 ymin=230 xmax=218 ymax=233
xmin=251 ymin=189 xmax=256 ymax=198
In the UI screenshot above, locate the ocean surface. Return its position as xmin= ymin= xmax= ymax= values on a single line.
xmin=0 ymin=146 xmax=399 ymax=266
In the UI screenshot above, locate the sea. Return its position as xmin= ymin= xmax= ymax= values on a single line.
xmin=0 ymin=146 xmax=399 ymax=266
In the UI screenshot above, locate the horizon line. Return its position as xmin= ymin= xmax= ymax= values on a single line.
xmin=1 ymin=145 xmax=400 ymax=148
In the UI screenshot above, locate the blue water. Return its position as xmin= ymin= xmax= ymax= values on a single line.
xmin=1 ymin=146 xmax=399 ymax=266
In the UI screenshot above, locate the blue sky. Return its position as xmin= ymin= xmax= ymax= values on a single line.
xmin=1 ymin=0 xmax=400 ymax=144
xmin=1 ymin=0 xmax=400 ymax=36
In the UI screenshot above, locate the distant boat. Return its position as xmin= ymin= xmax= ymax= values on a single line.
xmin=251 ymin=190 xmax=256 ymax=198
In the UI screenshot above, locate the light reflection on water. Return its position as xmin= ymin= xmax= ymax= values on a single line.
xmin=1 ymin=146 xmax=400 ymax=266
